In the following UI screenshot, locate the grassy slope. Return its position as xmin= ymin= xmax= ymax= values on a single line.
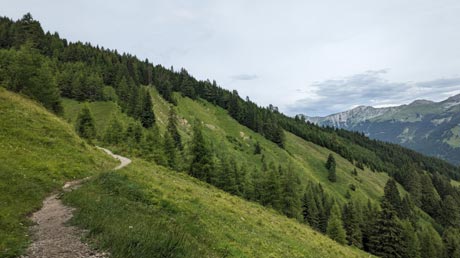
xmin=62 ymin=98 xmax=137 ymax=139
xmin=0 ymin=88 xmax=116 ymax=257
xmin=444 ymin=125 xmax=460 ymax=148
xmin=172 ymin=92 xmax=396 ymax=205
xmin=64 ymin=160 xmax=371 ymax=258
xmin=374 ymin=102 xmax=444 ymax=122
xmin=61 ymin=88 xmax=397 ymax=205
xmin=58 ymin=88 xmax=381 ymax=257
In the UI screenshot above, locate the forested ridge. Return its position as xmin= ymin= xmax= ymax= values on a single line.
xmin=2 ymin=13 xmax=460 ymax=258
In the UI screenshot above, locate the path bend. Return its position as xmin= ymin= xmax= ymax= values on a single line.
xmin=22 ymin=147 xmax=131 ymax=258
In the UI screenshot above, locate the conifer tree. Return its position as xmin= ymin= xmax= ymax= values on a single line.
xmin=328 ymin=166 xmax=337 ymax=182
xmin=302 ymin=189 xmax=320 ymax=230
xmin=254 ymin=141 xmax=262 ymax=154
xmin=400 ymin=196 xmax=416 ymax=222
xmin=325 ymin=153 xmax=336 ymax=170
xmin=263 ymin=164 xmax=282 ymax=211
xmin=442 ymin=227 xmax=460 ymax=258
xmin=383 ymin=179 xmax=402 ymax=215
xmin=189 ymin=122 xmax=213 ymax=182
xmin=280 ymin=165 xmax=302 ymax=219
xmin=400 ymin=220 xmax=421 ymax=258
xmin=326 ymin=202 xmax=347 ymax=244
xmin=420 ymin=174 xmax=440 ymax=218
xmin=418 ymin=226 xmax=443 ymax=258
xmin=217 ymin=157 xmax=237 ymax=194
xmin=75 ymin=105 xmax=96 ymax=140
xmin=342 ymin=201 xmax=363 ymax=248
xmin=167 ymin=108 xmax=182 ymax=150
xmin=367 ymin=200 xmax=403 ymax=258
xmin=163 ymin=130 xmax=178 ymax=170
xmin=362 ymin=199 xmax=378 ymax=252
xmin=126 ymin=121 xmax=143 ymax=145
xmin=103 ymin=114 xmax=124 ymax=144
xmin=440 ymin=195 xmax=460 ymax=228
xmin=326 ymin=153 xmax=337 ymax=182
xmin=139 ymin=90 xmax=155 ymax=128
xmin=141 ymin=126 xmax=166 ymax=166
xmin=4 ymin=45 xmax=62 ymax=113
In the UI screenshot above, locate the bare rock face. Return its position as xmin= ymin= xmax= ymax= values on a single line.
xmin=306 ymin=105 xmax=396 ymax=128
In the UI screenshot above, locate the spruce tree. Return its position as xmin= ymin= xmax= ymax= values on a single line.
xmin=5 ymin=45 xmax=62 ymax=113
xmin=442 ymin=227 xmax=460 ymax=258
xmin=400 ymin=220 xmax=420 ymax=258
xmin=400 ymin=196 xmax=416 ymax=222
xmin=362 ymin=199 xmax=378 ymax=252
xmin=367 ymin=200 xmax=404 ymax=258
xmin=326 ymin=153 xmax=337 ymax=182
xmin=328 ymin=166 xmax=337 ymax=182
xmin=262 ymin=164 xmax=282 ymax=211
xmin=189 ymin=122 xmax=213 ymax=182
xmin=326 ymin=202 xmax=347 ymax=244
xmin=418 ymin=226 xmax=443 ymax=258
xmin=103 ymin=114 xmax=124 ymax=144
xmin=254 ymin=141 xmax=262 ymax=154
xmin=163 ymin=131 xmax=178 ymax=170
xmin=440 ymin=195 xmax=460 ymax=228
xmin=383 ymin=179 xmax=402 ymax=215
xmin=342 ymin=201 xmax=363 ymax=248
xmin=302 ymin=189 xmax=320 ymax=230
xmin=217 ymin=157 xmax=237 ymax=194
xmin=280 ymin=165 xmax=302 ymax=219
xmin=75 ymin=105 xmax=96 ymax=140
xmin=126 ymin=122 xmax=143 ymax=145
xmin=167 ymin=108 xmax=182 ymax=150
xmin=420 ymin=174 xmax=440 ymax=218
xmin=139 ymin=90 xmax=155 ymax=128
xmin=141 ymin=126 xmax=164 ymax=164
xmin=325 ymin=153 xmax=336 ymax=170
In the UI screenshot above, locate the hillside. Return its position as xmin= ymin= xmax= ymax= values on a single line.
xmin=63 ymin=160 xmax=371 ymax=258
xmin=0 ymin=89 xmax=373 ymax=257
xmin=0 ymin=88 xmax=116 ymax=257
xmin=2 ymin=13 xmax=460 ymax=258
xmin=62 ymin=89 xmax=396 ymax=207
xmin=305 ymin=94 xmax=460 ymax=165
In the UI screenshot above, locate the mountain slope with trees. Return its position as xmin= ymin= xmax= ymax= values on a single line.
xmin=1 ymin=13 xmax=460 ymax=258
xmin=0 ymin=88 xmax=116 ymax=257
xmin=305 ymin=96 xmax=460 ymax=165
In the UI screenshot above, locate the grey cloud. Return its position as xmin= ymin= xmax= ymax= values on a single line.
xmin=288 ymin=70 xmax=460 ymax=116
xmin=230 ymin=74 xmax=258 ymax=81
xmin=416 ymin=78 xmax=460 ymax=89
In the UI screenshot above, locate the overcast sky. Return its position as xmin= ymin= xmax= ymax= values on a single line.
xmin=3 ymin=0 xmax=460 ymax=116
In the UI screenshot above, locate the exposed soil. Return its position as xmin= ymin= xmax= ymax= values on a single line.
xmin=21 ymin=147 xmax=131 ymax=258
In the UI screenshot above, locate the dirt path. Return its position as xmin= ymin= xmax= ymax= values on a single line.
xmin=21 ymin=147 xmax=131 ymax=258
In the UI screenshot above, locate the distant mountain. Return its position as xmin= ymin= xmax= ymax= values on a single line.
xmin=305 ymin=94 xmax=460 ymax=165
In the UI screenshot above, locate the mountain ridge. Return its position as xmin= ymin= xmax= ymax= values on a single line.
xmin=304 ymin=93 xmax=460 ymax=164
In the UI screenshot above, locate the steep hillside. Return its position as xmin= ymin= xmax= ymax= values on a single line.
xmin=0 ymin=88 xmax=116 ymax=257
xmin=306 ymin=94 xmax=460 ymax=164
xmin=2 ymin=13 xmax=460 ymax=258
xmin=0 ymin=88 xmax=375 ymax=257
xmin=63 ymin=159 xmax=371 ymax=258
xmin=62 ymin=89 xmax=396 ymax=207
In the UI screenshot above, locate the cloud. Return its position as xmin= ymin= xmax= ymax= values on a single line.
xmin=287 ymin=70 xmax=460 ymax=116
xmin=230 ymin=74 xmax=258 ymax=81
